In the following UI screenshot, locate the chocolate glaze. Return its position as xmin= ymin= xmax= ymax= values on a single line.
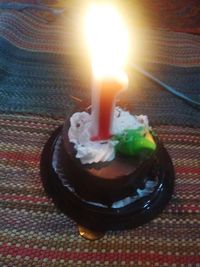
xmin=61 ymin=112 xmax=157 ymax=206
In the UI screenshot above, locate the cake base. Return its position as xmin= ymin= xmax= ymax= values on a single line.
xmin=40 ymin=126 xmax=175 ymax=231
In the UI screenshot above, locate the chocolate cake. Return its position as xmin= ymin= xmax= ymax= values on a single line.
xmin=40 ymin=108 xmax=175 ymax=231
xmin=60 ymin=111 xmax=159 ymax=207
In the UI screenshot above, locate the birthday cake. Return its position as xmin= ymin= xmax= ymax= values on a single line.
xmin=40 ymin=5 xmax=175 ymax=233
xmin=60 ymin=107 xmax=158 ymax=207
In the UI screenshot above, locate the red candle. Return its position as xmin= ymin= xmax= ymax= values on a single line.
xmin=85 ymin=4 xmax=129 ymax=141
xmin=91 ymin=73 xmax=128 ymax=141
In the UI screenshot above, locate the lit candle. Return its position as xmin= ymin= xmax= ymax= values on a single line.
xmin=85 ymin=5 xmax=129 ymax=140
xmin=91 ymin=71 xmax=128 ymax=141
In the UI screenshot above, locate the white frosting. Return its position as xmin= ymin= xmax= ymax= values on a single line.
xmin=68 ymin=107 xmax=149 ymax=164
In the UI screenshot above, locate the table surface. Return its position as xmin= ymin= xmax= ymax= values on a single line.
xmin=0 ymin=4 xmax=200 ymax=267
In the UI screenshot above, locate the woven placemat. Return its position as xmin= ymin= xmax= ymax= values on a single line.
xmin=0 ymin=113 xmax=199 ymax=267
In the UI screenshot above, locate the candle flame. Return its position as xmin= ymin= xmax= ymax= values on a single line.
xmin=85 ymin=4 xmax=128 ymax=79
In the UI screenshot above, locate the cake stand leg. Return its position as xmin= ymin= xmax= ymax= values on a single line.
xmin=78 ymin=225 xmax=105 ymax=240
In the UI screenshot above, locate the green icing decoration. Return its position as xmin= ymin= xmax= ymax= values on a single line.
xmin=113 ymin=127 xmax=156 ymax=157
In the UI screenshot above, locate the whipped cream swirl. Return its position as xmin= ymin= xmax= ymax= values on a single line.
xmin=68 ymin=107 xmax=149 ymax=164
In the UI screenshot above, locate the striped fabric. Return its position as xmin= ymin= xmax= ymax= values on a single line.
xmin=0 ymin=9 xmax=200 ymax=126
xmin=0 ymin=4 xmax=200 ymax=267
xmin=143 ymin=0 xmax=200 ymax=35
xmin=0 ymin=114 xmax=199 ymax=266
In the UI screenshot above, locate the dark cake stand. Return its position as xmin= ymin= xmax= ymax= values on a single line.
xmin=40 ymin=125 xmax=175 ymax=240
